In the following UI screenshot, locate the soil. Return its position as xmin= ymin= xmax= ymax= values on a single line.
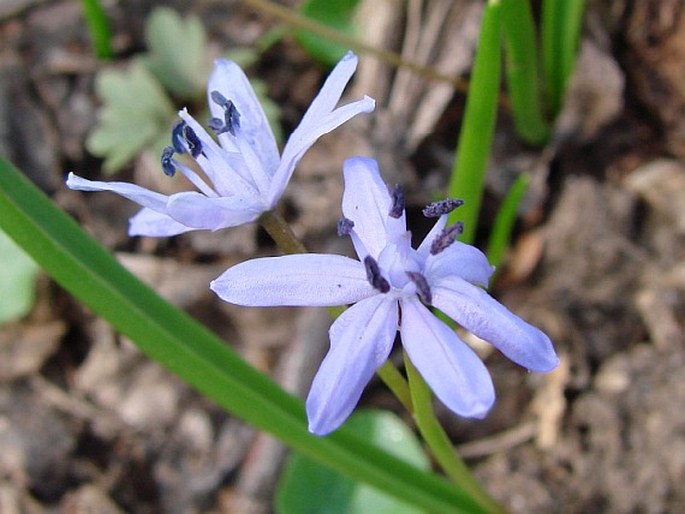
xmin=1 ymin=1 xmax=684 ymax=513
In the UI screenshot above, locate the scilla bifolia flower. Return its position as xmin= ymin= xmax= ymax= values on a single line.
xmin=67 ymin=52 xmax=374 ymax=236
xmin=211 ymin=157 xmax=559 ymax=436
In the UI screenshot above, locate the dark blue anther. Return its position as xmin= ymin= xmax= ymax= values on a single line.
xmin=161 ymin=146 xmax=176 ymax=177
xmin=406 ymin=271 xmax=432 ymax=305
xmin=430 ymin=222 xmax=464 ymax=255
xmin=183 ymin=125 xmax=203 ymax=158
xmin=337 ymin=217 xmax=355 ymax=236
xmin=388 ymin=184 xmax=405 ymax=219
xmin=422 ymin=198 xmax=464 ymax=218
xmin=208 ymin=117 xmax=225 ymax=133
xmin=224 ymin=100 xmax=240 ymax=136
xmin=210 ymin=90 xmax=230 ymax=108
xmin=364 ymin=256 xmax=390 ymax=293
xmin=171 ymin=121 xmax=187 ymax=154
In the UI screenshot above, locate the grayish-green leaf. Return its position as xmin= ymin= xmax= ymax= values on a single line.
xmin=144 ymin=7 xmax=210 ymax=98
xmin=86 ymin=62 xmax=176 ymax=173
xmin=0 ymin=229 xmax=39 ymax=324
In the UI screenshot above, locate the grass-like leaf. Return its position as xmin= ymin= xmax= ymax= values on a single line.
xmin=447 ymin=0 xmax=502 ymax=244
xmin=501 ymin=0 xmax=550 ymax=145
xmin=541 ymin=0 xmax=586 ymax=117
xmin=487 ymin=173 xmax=530 ymax=269
xmin=79 ymin=0 xmax=114 ymax=59
xmin=0 ymin=155 xmax=486 ymax=514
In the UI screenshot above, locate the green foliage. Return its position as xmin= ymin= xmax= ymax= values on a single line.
xmin=448 ymin=0 xmax=502 ymax=244
xmin=276 ymin=410 xmax=430 ymax=514
xmin=86 ymin=62 xmax=176 ymax=173
xmin=295 ymin=0 xmax=360 ymax=66
xmin=80 ymin=0 xmax=113 ymax=59
xmin=487 ymin=173 xmax=530 ymax=270
xmin=143 ymin=7 xmax=211 ymax=98
xmin=0 ymin=229 xmax=39 ymax=325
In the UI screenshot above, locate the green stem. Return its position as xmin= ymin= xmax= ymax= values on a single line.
xmin=404 ymin=352 xmax=505 ymax=514
xmin=258 ymin=209 xmax=307 ymax=254
xmin=377 ymin=360 xmax=413 ymax=412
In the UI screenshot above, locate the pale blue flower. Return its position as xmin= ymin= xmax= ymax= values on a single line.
xmin=67 ymin=52 xmax=375 ymax=237
xmin=211 ymin=157 xmax=559 ymax=436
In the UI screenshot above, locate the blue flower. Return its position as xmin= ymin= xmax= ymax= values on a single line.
xmin=211 ymin=157 xmax=559 ymax=436
xmin=67 ymin=52 xmax=375 ymax=236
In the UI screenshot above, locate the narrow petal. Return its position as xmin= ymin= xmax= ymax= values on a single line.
xmin=66 ymin=173 xmax=168 ymax=212
xmin=165 ymin=191 xmax=263 ymax=231
xmin=416 ymin=214 xmax=448 ymax=261
xmin=425 ymin=240 xmax=495 ymax=287
xmin=211 ymin=254 xmax=376 ymax=307
xmin=307 ymin=295 xmax=398 ymax=435
xmin=128 ymin=208 xmax=195 ymax=237
xmin=340 ymin=157 xmax=406 ymax=259
xmin=269 ymin=96 xmax=375 ymax=206
xmin=400 ymin=298 xmax=495 ymax=418
xmin=300 ymin=51 xmax=362 ymax=126
xmin=432 ymin=280 xmax=559 ymax=372
xmin=207 ymin=59 xmax=280 ymax=174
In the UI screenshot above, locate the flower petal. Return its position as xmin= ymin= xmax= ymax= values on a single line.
xmin=307 ymin=295 xmax=398 ymax=435
xmin=425 ymin=240 xmax=494 ymax=287
xmin=66 ymin=173 xmax=168 ymax=212
xmin=210 ymin=254 xmax=376 ymax=307
xmin=268 ymin=52 xmax=375 ymax=206
xmin=341 ymin=157 xmax=406 ymax=259
xmin=432 ymin=280 xmax=559 ymax=372
xmin=400 ymin=298 xmax=495 ymax=418
xmin=165 ymin=191 xmax=263 ymax=231
xmin=207 ymin=59 xmax=280 ymax=174
xmin=128 ymin=208 xmax=195 ymax=237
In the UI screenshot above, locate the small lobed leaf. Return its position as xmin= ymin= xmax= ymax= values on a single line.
xmin=0 ymin=229 xmax=39 ymax=325
xmin=295 ymin=0 xmax=361 ymax=66
xmin=276 ymin=410 xmax=430 ymax=514
xmin=144 ymin=7 xmax=210 ymax=98
xmin=86 ymin=62 xmax=176 ymax=173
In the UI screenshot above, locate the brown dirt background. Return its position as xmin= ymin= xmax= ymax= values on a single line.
xmin=1 ymin=1 xmax=684 ymax=513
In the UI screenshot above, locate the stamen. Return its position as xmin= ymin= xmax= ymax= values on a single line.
xmin=208 ymin=117 xmax=225 ymax=133
xmin=363 ymin=256 xmax=390 ymax=293
xmin=183 ymin=125 xmax=203 ymax=158
xmin=171 ymin=121 xmax=187 ymax=154
xmin=209 ymin=91 xmax=241 ymax=136
xmin=160 ymin=146 xmax=176 ymax=177
xmin=337 ymin=217 xmax=355 ymax=236
xmin=224 ymin=100 xmax=241 ymax=136
xmin=388 ymin=184 xmax=405 ymax=219
xmin=406 ymin=271 xmax=432 ymax=305
xmin=210 ymin=90 xmax=230 ymax=108
xmin=422 ymin=198 xmax=464 ymax=218
xmin=430 ymin=222 xmax=464 ymax=255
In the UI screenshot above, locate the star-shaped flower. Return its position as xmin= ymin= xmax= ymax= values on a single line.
xmin=211 ymin=157 xmax=559 ymax=436
xmin=67 ymin=52 xmax=375 ymax=237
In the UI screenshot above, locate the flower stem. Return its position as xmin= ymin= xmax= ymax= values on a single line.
xmin=377 ymin=360 xmax=413 ymax=412
xmin=404 ymin=351 xmax=505 ymax=514
xmin=258 ymin=210 xmax=307 ymax=254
